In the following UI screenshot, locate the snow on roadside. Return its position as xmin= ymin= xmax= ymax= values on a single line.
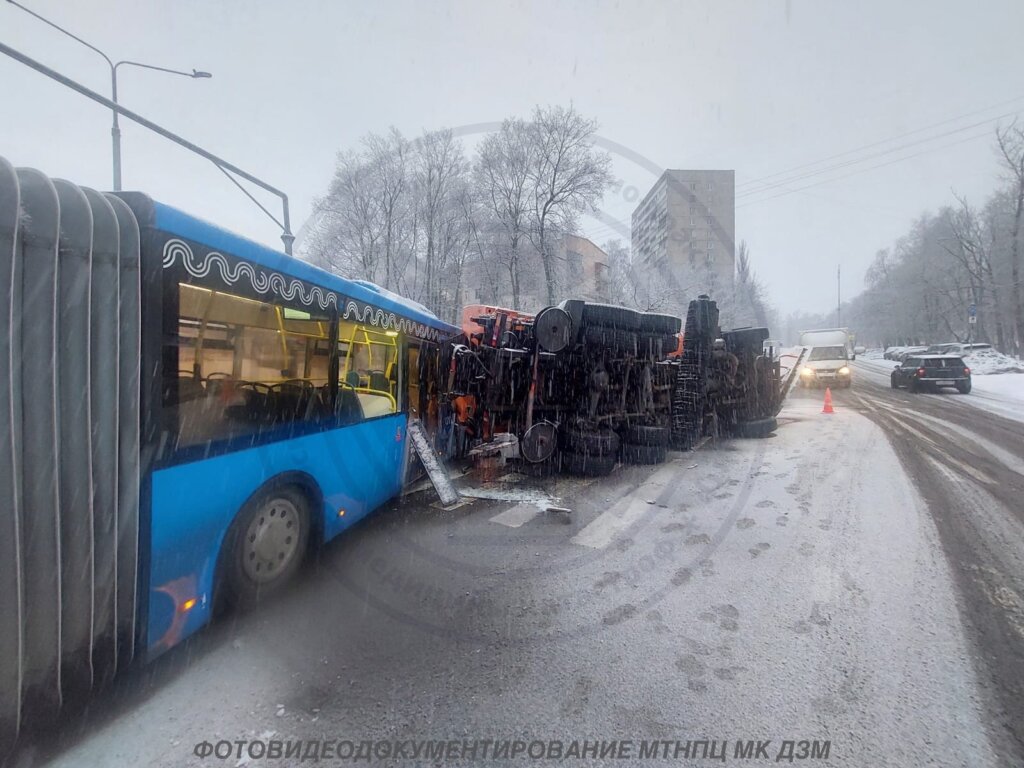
xmin=969 ymin=374 xmax=1024 ymax=424
xmin=963 ymin=347 xmax=1024 ymax=374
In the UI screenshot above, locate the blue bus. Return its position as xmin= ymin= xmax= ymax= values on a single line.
xmin=0 ymin=158 xmax=459 ymax=742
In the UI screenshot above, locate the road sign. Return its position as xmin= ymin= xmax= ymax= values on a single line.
xmin=968 ymin=303 xmax=977 ymax=317
xmin=969 ymin=315 xmax=977 ymax=324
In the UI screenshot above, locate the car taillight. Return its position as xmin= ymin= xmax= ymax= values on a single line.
xmin=964 ymin=367 xmax=970 ymax=375
xmin=917 ymin=367 xmax=926 ymax=377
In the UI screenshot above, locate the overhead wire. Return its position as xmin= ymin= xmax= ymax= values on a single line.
xmin=737 ymin=94 xmax=1024 ymax=190
xmin=739 ymin=110 xmax=1018 ymax=200
xmin=737 ymin=130 xmax=995 ymax=209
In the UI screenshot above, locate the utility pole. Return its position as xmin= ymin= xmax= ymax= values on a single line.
xmin=836 ymin=264 xmax=841 ymax=326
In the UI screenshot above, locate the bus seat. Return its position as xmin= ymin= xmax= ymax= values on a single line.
xmin=369 ymin=370 xmax=389 ymax=392
xmin=175 ymin=374 xmax=206 ymax=404
xmin=336 ymin=386 xmax=364 ymax=425
xmin=344 ymin=370 xmax=360 ymax=389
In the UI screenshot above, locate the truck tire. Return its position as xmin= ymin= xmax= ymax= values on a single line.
xmin=562 ymin=427 xmax=620 ymax=456
xmin=638 ymin=312 xmax=681 ymax=335
xmin=584 ymin=325 xmax=637 ymax=352
xmin=562 ymin=450 xmax=616 ymax=477
xmin=733 ymin=418 xmax=777 ymax=439
xmin=622 ymin=442 xmax=667 ymax=465
xmin=580 ymin=303 xmax=641 ymax=330
xmin=623 ymin=424 xmax=670 ymax=447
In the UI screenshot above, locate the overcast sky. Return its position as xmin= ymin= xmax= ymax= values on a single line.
xmin=3 ymin=0 xmax=1023 ymax=317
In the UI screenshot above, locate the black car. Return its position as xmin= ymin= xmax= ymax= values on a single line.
xmin=890 ymin=355 xmax=972 ymax=394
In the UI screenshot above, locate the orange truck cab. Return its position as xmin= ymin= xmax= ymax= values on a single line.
xmin=460 ymin=304 xmax=535 ymax=348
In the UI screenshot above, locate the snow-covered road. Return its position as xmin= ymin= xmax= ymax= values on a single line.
xmin=16 ymin=378 xmax=1023 ymax=767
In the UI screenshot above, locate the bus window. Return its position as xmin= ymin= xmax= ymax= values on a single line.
xmin=337 ymin=323 xmax=400 ymax=419
xmin=407 ymin=343 xmax=420 ymax=417
xmin=166 ymin=283 xmax=333 ymax=448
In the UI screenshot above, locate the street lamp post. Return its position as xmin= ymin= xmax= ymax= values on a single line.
xmin=1 ymin=41 xmax=295 ymax=255
xmin=6 ymin=0 xmax=211 ymax=190
xmin=110 ymin=61 xmax=212 ymax=190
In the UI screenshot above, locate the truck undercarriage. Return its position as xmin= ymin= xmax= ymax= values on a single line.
xmin=442 ymin=295 xmax=784 ymax=476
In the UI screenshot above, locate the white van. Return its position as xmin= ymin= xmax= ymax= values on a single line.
xmin=798 ymin=328 xmax=853 ymax=388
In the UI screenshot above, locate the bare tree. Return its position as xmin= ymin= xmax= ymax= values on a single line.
xmin=412 ymin=128 xmax=467 ymax=312
xmin=526 ymin=105 xmax=614 ymax=305
xmin=308 ymin=106 xmax=614 ymax=316
xmin=307 ymin=149 xmax=385 ymax=281
xmin=731 ymin=241 xmax=771 ymax=327
xmin=441 ymin=179 xmax=482 ymax=323
xmin=946 ymin=194 xmax=1006 ymax=349
xmin=996 ymin=122 xmax=1024 ymax=354
xmin=365 ymin=128 xmax=412 ymax=292
xmin=476 ymin=118 xmax=534 ymax=308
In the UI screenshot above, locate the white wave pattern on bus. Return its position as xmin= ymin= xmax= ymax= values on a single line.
xmin=162 ymin=238 xmax=443 ymax=340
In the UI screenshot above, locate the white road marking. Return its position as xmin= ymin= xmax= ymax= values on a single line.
xmin=489 ymin=502 xmax=543 ymax=528
xmin=570 ymin=495 xmax=649 ymax=549
xmin=570 ymin=463 xmax=679 ymax=549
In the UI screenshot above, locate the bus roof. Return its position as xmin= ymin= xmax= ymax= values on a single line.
xmin=123 ymin=194 xmax=460 ymax=338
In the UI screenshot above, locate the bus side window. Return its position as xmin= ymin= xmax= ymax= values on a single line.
xmin=167 ymin=283 xmax=333 ymax=449
xmin=336 ymin=325 xmax=399 ymax=419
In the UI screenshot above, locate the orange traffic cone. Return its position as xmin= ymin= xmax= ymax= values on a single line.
xmin=822 ymin=387 xmax=835 ymax=414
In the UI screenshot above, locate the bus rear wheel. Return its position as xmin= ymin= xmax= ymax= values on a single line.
xmin=222 ymin=486 xmax=311 ymax=607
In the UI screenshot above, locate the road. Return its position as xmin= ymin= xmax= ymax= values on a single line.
xmin=11 ymin=367 xmax=1023 ymax=768
xmin=843 ymin=359 xmax=1024 ymax=763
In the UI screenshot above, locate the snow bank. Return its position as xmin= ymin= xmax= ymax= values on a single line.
xmin=969 ymin=374 xmax=1024 ymax=424
xmin=963 ymin=347 xmax=1024 ymax=375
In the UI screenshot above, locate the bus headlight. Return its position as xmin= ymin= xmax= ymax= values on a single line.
xmin=801 ymin=367 xmax=815 ymax=377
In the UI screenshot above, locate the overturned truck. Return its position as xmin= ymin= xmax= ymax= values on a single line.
xmin=445 ymin=294 xmax=783 ymax=476
xmin=671 ymin=295 xmax=782 ymax=445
